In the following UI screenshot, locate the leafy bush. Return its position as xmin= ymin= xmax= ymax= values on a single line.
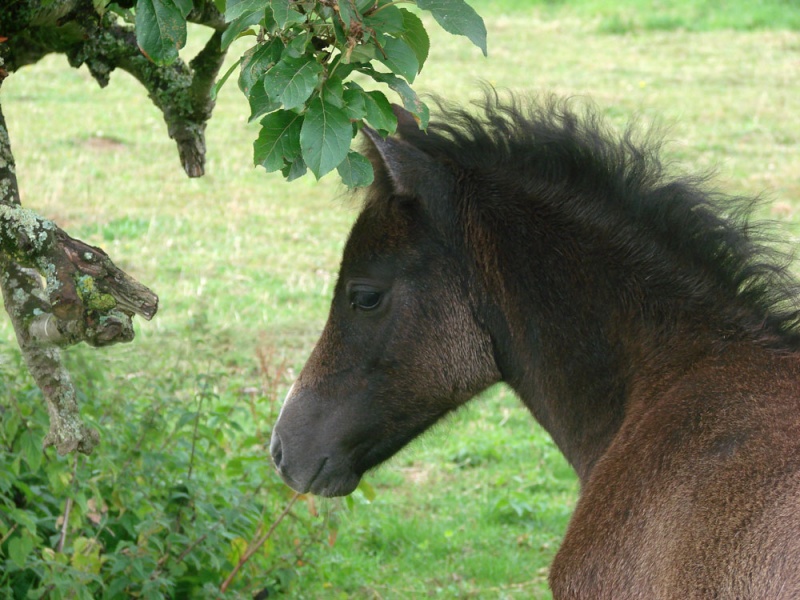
xmin=0 ymin=347 xmax=337 ymax=598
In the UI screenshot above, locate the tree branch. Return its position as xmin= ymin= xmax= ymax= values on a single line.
xmin=0 ymin=80 xmax=157 ymax=455
xmin=56 ymin=454 xmax=80 ymax=552
xmin=2 ymin=0 xmax=229 ymax=177
xmin=220 ymin=493 xmax=301 ymax=593
xmin=186 ymin=0 xmax=228 ymax=32
xmin=65 ymin=19 xmax=228 ymax=177
xmin=1 ymin=0 xmax=227 ymax=454
xmin=1 ymin=258 xmax=101 ymax=454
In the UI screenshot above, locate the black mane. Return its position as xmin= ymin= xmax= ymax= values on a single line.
xmin=386 ymin=93 xmax=800 ymax=347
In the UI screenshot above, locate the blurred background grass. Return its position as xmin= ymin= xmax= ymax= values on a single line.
xmin=2 ymin=0 xmax=799 ymax=597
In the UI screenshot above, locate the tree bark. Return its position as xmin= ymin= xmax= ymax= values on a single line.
xmin=0 ymin=94 xmax=160 ymax=454
xmin=0 ymin=0 xmax=213 ymax=452
xmin=1 ymin=0 xmax=229 ymax=177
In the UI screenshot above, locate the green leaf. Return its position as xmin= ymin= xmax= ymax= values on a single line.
xmin=135 ymin=0 xmax=187 ymax=66
xmin=19 ymin=429 xmax=41 ymax=473
xmin=346 ymin=43 xmax=378 ymax=64
xmin=323 ymin=76 xmax=346 ymax=108
xmin=248 ymin=76 xmax=281 ymax=122
xmin=264 ymin=55 xmax=323 ymax=110
xmin=211 ymin=57 xmax=241 ymax=101
xmin=93 ymin=0 xmax=109 ymax=16
xmin=221 ymin=9 xmax=264 ymax=50
xmin=238 ymin=40 xmax=283 ymax=95
xmin=270 ymin=0 xmax=306 ymax=28
xmin=357 ymin=479 xmax=377 ymax=501
xmin=225 ymin=0 xmax=268 ymax=22
xmin=3 ymin=408 xmax=20 ymax=441
xmin=8 ymin=531 xmax=34 ymax=569
xmin=365 ymin=68 xmax=429 ymax=128
xmin=173 ymin=0 xmax=192 ymax=16
xmin=363 ymin=3 xmax=404 ymax=35
xmin=417 ymin=0 xmax=487 ymax=56
xmin=72 ymin=537 xmax=104 ymax=575
xmin=9 ymin=508 xmax=38 ymax=534
xmin=337 ymin=151 xmax=374 ymax=187
xmin=376 ymin=35 xmax=420 ymax=83
xmin=338 ymin=0 xmax=358 ymax=28
xmin=254 ymin=110 xmax=304 ymax=171
xmin=343 ymin=86 xmax=366 ymax=120
xmin=285 ymin=31 xmax=311 ymax=58
xmin=398 ymin=9 xmax=430 ymax=68
xmin=282 ymin=156 xmax=308 ymax=181
xmin=363 ymin=90 xmax=397 ymax=133
xmin=300 ymin=96 xmax=353 ymax=178
xmin=173 ymin=409 xmax=197 ymax=432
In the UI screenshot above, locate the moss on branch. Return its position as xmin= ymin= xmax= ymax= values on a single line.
xmin=0 ymin=202 xmax=159 ymax=343
xmin=1 ymin=260 xmax=100 ymax=455
xmin=0 ymin=0 xmax=227 ymax=455
xmin=0 ymin=75 xmax=157 ymax=455
xmin=2 ymin=0 xmax=230 ymax=177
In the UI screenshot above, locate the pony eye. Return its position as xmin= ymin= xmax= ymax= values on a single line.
xmin=350 ymin=290 xmax=382 ymax=311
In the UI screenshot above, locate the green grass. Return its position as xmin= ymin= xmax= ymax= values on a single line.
xmin=470 ymin=0 xmax=800 ymax=32
xmin=2 ymin=2 xmax=800 ymax=598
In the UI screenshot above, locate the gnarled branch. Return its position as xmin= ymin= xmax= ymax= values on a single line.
xmin=2 ymin=0 xmax=229 ymax=177
xmin=0 ymin=261 xmax=101 ymax=455
xmin=0 ymin=83 xmax=157 ymax=455
xmin=0 ymin=0 xmax=232 ymax=453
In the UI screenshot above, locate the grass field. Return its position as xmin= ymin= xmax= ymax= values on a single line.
xmin=2 ymin=1 xmax=800 ymax=597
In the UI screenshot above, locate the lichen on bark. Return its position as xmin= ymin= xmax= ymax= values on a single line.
xmin=0 ymin=62 xmax=157 ymax=454
xmin=2 ymin=0 xmax=228 ymax=178
xmin=1 ymin=259 xmax=100 ymax=454
xmin=0 ymin=0 xmax=230 ymax=454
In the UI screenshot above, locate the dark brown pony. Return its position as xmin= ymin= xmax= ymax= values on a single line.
xmin=270 ymin=94 xmax=800 ymax=598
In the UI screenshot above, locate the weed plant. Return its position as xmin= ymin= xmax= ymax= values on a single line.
xmin=1 ymin=1 xmax=799 ymax=598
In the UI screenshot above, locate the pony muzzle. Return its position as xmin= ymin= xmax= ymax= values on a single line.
xmin=269 ymin=387 xmax=362 ymax=497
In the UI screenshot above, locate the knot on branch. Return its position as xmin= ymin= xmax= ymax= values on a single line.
xmin=0 ymin=205 xmax=158 ymax=347
xmin=0 ymin=216 xmax=157 ymax=455
xmin=1 ymin=261 xmax=101 ymax=455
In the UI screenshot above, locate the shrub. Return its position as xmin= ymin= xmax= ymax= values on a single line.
xmin=0 ymin=347 xmax=336 ymax=598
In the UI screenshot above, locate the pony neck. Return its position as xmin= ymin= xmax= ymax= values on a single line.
xmin=498 ymin=297 xmax=728 ymax=483
xmin=475 ymin=215 xmax=747 ymax=483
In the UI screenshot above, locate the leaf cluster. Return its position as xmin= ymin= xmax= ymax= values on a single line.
xmin=0 ymin=352 xmax=336 ymax=598
xmin=134 ymin=0 xmax=487 ymax=186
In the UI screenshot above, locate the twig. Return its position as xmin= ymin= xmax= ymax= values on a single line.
xmin=0 ymin=523 xmax=18 ymax=547
xmin=56 ymin=499 xmax=73 ymax=554
xmin=172 ymin=532 xmax=209 ymax=566
xmin=219 ymin=493 xmax=301 ymax=593
xmin=187 ymin=382 xmax=208 ymax=483
xmin=56 ymin=454 xmax=80 ymax=552
xmin=175 ymin=385 xmax=206 ymax=534
xmin=149 ymin=528 xmax=214 ymax=581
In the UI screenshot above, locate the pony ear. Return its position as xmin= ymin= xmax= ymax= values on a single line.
xmin=361 ymin=123 xmax=453 ymax=199
xmin=391 ymin=103 xmax=422 ymax=136
xmin=361 ymin=126 xmax=424 ymax=196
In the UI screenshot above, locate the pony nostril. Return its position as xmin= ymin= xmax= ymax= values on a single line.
xmin=269 ymin=431 xmax=283 ymax=468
